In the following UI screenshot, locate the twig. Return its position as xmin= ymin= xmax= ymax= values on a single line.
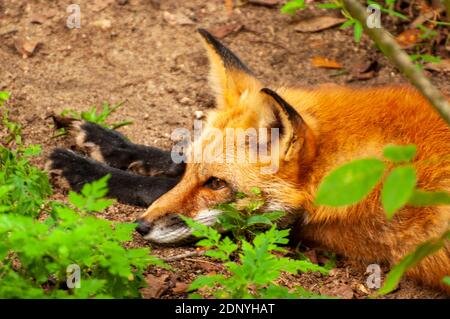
xmin=161 ymin=250 xmax=205 ymax=262
xmin=343 ymin=0 xmax=450 ymax=125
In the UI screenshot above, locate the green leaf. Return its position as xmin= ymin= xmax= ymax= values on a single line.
xmin=280 ymin=0 xmax=306 ymax=15
xmin=443 ymin=276 xmax=450 ymax=286
xmin=245 ymin=200 xmax=265 ymax=213
xmin=317 ymin=3 xmax=340 ymax=9
xmin=381 ymin=166 xmax=417 ymax=219
xmin=353 ymin=21 xmax=363 ymax=43
xmin=260 ymin=210 xmax=285 ymax=222
xmin=0 ymin=91 xmax=10 ymax=102
xmin=246 ymin=215 xmax=273 ymax=227
xmin=379 ymin=231 xmax=449 ymax=295
xmin=419 ymin=54 xmax=440 ymax=63
xmin=383 ymin=144 xmax=417 ymax=163
xmin=250 ymin=187 xmax=262 ymax=196
xmin=315 ymin=158 xmax=385 ymax=206
xmin=23 ymin=145 xmax=42 ymax=157
xmin=408 ymin=190 xmax=450 ymax=206
xmin=340 ymin=19 xmax=355 ymax=29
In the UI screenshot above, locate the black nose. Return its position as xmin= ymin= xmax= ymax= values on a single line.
xmin=135 ymin=219 xmax=151 ymax=236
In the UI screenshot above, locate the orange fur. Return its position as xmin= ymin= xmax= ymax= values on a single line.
xmin=141 ymin=30 xmax=450 ymax=294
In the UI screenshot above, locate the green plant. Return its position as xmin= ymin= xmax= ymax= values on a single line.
xmin=182 ymin=216 xmax=329 ymax=299
xmin=315 ymin=144 xmax=449 ymax=293
xmin=378 ymin=229 xmax=449 ymax=294
xmin=410 ymin=54 xmax=441 ymax=69
xmin=56 ymin=101 xmax=132 ymax=137
xmin=0 ymin=145 xmax=52 ymax=217
xmin=443 ymin=276 xmax=450 ymax=286
xmin=316 ymin=144 xmax=450 ymax=216
xmin=281 ymin=0 xmax=306 ymax=15
xmin=0 ymin=93 xmax=164 ymax=298
xmin=0 ymin=91 xmax=22 ymax=145
xmin=0 ymin=175 xmax=165 ymax=298
xmin=216 ymin=187 xmax=285 ymax=239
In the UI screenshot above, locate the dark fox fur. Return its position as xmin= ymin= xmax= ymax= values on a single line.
xmin=47 ymin=117 xmax=184 ymax=207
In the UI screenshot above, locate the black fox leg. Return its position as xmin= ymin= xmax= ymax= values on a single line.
xmin=51 ymin=116 xmax=185 ymax=177
xmin=46 ymin=148 xmax=179 ymax=207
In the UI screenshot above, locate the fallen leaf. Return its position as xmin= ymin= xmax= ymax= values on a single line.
xmin=195 ymin=261 xmax=223 ymax=273
xmin=140 ymin=274 xmax=169 ymax=299
xmin=248 ymin=0 xmax=279 ymax=7
xmin=14 ymin=38 xmax=40 ymax=58
xmin=209 ymin=23 xmax=243 ymax=39
xmin=163 ymin=11 xmax=195 ymax=26
xmin=396 ymin=28 xmax=422 ymax=49
xmin=424 ymin=59 xmax=450 ymax=73
xmin=172 ymin=282 xmax=189 ymax=294
xmin=295 ymin=16 xmax=346 ymax=33
xmin=348 ymin=59 xmax=380 ymax=81
xmin=312 ymin=56 xmax=343 ymax=69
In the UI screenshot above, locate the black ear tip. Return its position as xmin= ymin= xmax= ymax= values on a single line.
xmin=260 ymin=88 xmax=276 ymax=97
xmin=197 ymin=28 xmax=215 ymax=42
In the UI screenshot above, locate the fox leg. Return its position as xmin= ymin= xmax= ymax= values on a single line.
xmin=51 ymin=116 xmax=184 ymax=177
xmin=46 ymin=148 xmax=179 ymax=207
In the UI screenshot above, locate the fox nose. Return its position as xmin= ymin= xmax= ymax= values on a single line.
xmin=135 ymin=219 xmax=151 ymax=236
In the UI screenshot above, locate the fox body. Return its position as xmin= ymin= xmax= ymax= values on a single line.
xmin=136 ymin=30 xmax=450 ymax=292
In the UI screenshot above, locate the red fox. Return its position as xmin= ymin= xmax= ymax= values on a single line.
xmin=134 ymin=29 xmax=450 ymax=293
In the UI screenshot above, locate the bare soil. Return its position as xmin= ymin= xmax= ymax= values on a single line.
xmin=0 ymin=0 xmax=448 ymax=299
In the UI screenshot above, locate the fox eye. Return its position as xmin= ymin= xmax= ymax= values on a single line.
xmin=204 ymin=177 xmax=227 ymax=190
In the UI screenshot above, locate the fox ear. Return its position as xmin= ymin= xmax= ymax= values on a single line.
xmin=260 ymin=88 xmax=316 ymax=163
xmin=198 ymin=29 xmax=261 ymax=108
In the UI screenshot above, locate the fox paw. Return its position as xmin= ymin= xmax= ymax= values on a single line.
xmin=46 ymin=148 xmax=106 ymax=192
xmin=50 ymin=115 xmax=130 ymax=164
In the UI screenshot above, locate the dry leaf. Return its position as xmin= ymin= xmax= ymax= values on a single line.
xmin=210 ymin=23 xmax=243 ymax=39
xmin=312 ymin=56 xmax=343 ymax=69
xmin=172 ymin=282 xmax=189 ymax=294
xmin=248 ymin=0 xmax=279 ymax=7
xmin=163 ymin=11 xmax=195 ymax=26
xmin=424 ymin=59 xmax=450 ymax=73
xmin=140 ymin=275 xmax=169 ymax=299
xmin=348 ymin=59 xmax=379 ymax=81
xmin=396 ymin=28 xmax=422 ymax=49
xmin=195 ymin=261 xmax=223 ymax=273
xmin=14 ymin=38 xmax=40 ymax=58
xmin=295 ymin=16 xmax=346 ymax=33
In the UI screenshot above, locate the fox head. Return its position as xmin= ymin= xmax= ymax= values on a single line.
xmin=136 ymin=29 xmax=317 ymax=244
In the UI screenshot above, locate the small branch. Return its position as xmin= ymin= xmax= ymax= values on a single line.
xmin=161 ymin=250 xmax=205 ymax=262
xmin=343 ymin=0 xmax=450 ymax=125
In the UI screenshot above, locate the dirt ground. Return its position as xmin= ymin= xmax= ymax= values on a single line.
xmin=0 ymin=0 xmax=448 ymax=299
